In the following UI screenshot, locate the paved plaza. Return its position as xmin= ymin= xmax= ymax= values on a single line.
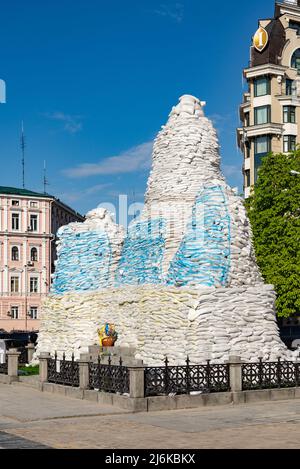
xmin=0 ymin=383 xmax=300 ymax=449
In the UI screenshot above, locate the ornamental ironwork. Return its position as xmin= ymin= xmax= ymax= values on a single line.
xmin=0 ymin=361 xmax=7 ymax=375
xmin=47 ymin=352 xmax=79 ymax=387
xmin=18 ymin=347 xmax=28 ymax=365
xmin=144 ymin=358 xmax=230 ymax=397
xmin=242 ymin=359 xmax=300 ymax=391
xmin=89 ymin=357 xmax=129 ymax=395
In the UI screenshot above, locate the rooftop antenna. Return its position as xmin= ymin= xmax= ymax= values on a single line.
xmin=20 ymin=121 xmax=26 ymax=189
xmin=43 ymin=160 xmax=50 ymax=194
xmin=132 ymin=189 xmax=136 ymax=220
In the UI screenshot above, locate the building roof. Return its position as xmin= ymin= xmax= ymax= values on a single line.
xmin=0 ymin=186 xmax=84 ymax=219
xmin=0 ymin=186 xmax=53 ymax=198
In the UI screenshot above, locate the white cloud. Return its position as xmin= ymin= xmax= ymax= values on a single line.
xmin=222 ymin=164 xmax=242 ymax=179
xmin=154 ymin=3 xmax=184 ymax=23
xmin=44 ymin=112 xmax=83 ymax=134
xmin=59 ymin=183 xmax=112 ymax=203
xmin=64 ymin=141 xmax=153 ymax=179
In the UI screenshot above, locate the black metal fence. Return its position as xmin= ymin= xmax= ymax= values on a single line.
xmin=89 ymin=357 xmax=129 ymax=394
xmin=47 ymin=353 xmax=79 ymax=387
xmin=145 ymin=358 xmax=230 ymax=397
xmin=18 ymin=347 xmax=28 ymax=365
xmin=242 ymin=359 xmax=300 ymax=391
xmin=0 ymin=361 xmax=7 ymax=375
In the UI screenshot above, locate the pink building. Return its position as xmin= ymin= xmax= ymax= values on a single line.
xmin=0 ymin=186 xmax=84 ymax=332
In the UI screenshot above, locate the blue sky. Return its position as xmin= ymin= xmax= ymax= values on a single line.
xmin=0 ymin=0 xmax=275 ymax=217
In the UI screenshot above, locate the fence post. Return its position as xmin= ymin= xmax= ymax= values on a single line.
xmin=26 ymin=343 xmax=35 ymax=363
xmin=228 ymin=356 xmax=242 ymax=392
xmin=79 ymin=360 xmax=90 ymax=390
xmin=129 ymin=366 xmax=145 ymax=398
xmin=7 ymin=348 xmax=20 ymax=381
xmin=39 ymin=352 xmax=51 ymax=383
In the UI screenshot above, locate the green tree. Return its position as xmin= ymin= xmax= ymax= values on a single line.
xmin=246 ymin=149 xmax=300 ymax=318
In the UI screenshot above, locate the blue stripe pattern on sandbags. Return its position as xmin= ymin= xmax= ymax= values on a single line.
xmin=115 ymin=219 xmax=166 ymax=286
xmin=167 ymin=185 xmax=231 ymax=287
xmin=51 ymin=230 xmax=111 ymax=294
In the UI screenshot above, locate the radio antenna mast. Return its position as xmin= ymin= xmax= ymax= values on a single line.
xmin=20 ymin=121 xmax=26 ymax=189
xmin=43 ymin=160 xmax=49 ymax=194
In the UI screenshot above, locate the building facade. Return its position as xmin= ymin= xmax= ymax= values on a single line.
xmin=238 ymin=0 xmax=300 ymax=198
xmin=0 ymin=187 xmax=84 ymax=332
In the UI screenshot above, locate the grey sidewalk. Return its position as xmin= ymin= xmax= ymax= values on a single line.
xmin=2 ymin=383 xmax=300 ymax=448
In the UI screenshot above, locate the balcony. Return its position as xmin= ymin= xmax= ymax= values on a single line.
xmin=242 ymin=123 xmax=283 ymax=139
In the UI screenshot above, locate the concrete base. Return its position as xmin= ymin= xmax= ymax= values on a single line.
xmin=36 ymin=382 xmax=300 ymax=413
xmin=0 ymin=374 xmax=18 ymax=385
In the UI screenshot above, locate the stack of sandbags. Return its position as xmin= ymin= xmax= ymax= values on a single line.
xmin=115 ymin=219 xmax=165 ymax=286
xmin=52 ymin=208 xmax=125 ymax=294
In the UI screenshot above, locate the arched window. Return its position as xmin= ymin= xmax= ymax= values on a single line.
xmin=291 ymin=49 xmax=300 ymax=73
xmin=11 ymin=246 xmax=19 ymax=261
xmin=31 ymin=247 xmax=38 ymax=262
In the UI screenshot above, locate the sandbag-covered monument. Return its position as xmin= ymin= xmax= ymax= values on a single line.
xmin=36 ymin=95 xmax=296 ymax=364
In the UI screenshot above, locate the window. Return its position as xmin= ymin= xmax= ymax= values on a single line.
xmin=283 ymin=135 xmax=296 ymax=153
xmin=29 ymin=307 xmax=38 ymax=320
xmin=245 ymin=112 xmax=250 ymax=127
xmin=286 ymin=79 xmax=297 ymax=96
xmin=254 ymin=106 xmax=271 ymax=125
xmin=245 ymin=141 xmax=251 ymax=159
xmin=30 ymin=277 xmax=38 ymax=294
xmin=245 ymin=170 xmax=251 ymax=188
xmin=289 ymin=21 xmax=300 ymax=35
xmin=254 ymin=135 xmax=271 ymax=182
xmin=30 ymin=201 xmax=38 ymax=208
xmin=254 ymin=77 xmax=270 ymax=97
xmin=29 ymin=214 xmax=38 ymax=232
xmin=12 ymin=200 xmax=19 ymax=207
xmin=11 ymin=306 xmax=19 ymax=320
xmin=30 ymin=247 xmax=38 ymax=262
xmin=11 ymin=246 xmax=19 ymax=261
xmin=10 ymin=277 xmax=20 ymax=293
xmin=12 ymin=213 xmax=20 ymax=231
xmin=283 ymin=106 xmax=296 ymax=123
xmin=254 ymin=135 xmax=271 ymax=155
xmin=291 ymin=49 xmax=300 ymax=74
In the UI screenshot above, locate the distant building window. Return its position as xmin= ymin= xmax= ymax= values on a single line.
xmin=291 ymin=49 xmax=300 ymax=74
xmin=245 ymin=170 xmax=251 ymax=188
xmin=11 ymin=246 xmax=19 ymax=261
xmin=12 ymin=200 xmax=19 ymax=207
xmin=31 ymin=247 xmax=38 ymax=262
xmin=29 ymin=307 xmax=38 ymax=320
xmin=30 ymin=201 xmax=38 ymax=208
xmin=254 ymin=106 xmax=271 ymax=125
xmin=10 ymin=277 xmax=20 ymax=293
xmin=30 ymin=277 xmax=38 ymax=294
xmin=12 ymin=213 xmax=20 ymax=231
xmin=29 ymin=214 xmax=38 ymax=232
xmin=11 ymin=306 xmax=19 ymax=320
xmin=283 ymin=135 xmax=296 ymax=153
xmin=283 ymin=106 xmax=296 ymax=124
xmin=254 ymin=77 xmax=270 ymax=97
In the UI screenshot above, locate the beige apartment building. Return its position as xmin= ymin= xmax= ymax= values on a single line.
xmin=0 ymin=187 xmax=84 ymax=332
xmin=237 ymin=0 xmax=300 ymax=198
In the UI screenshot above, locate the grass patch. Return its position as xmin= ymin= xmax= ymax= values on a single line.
xmin=18 ymin=365 xmax=39 ymax=376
